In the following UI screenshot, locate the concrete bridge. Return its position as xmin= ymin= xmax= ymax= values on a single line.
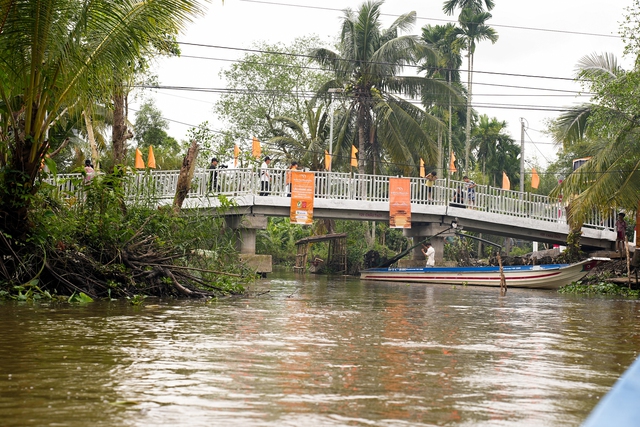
xmin=51 ymin=168 xmax=617 ymax=270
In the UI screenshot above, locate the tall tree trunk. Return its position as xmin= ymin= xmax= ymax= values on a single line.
xmin=465 ymin=50 xmax=473 ymax=173
xmin=357 ymin=107 xmax=367 ymax=175
xmin=112 ymin=85 xmax=132 ymax=166
xmin=0 ymin=112 xmax=48 ymax=242
xmin=447 ymin=70 xmax=452 ymax=178
xmin=437 ymin=128 xmax=443 ymax=177
xmin=173 ymin=140 xmax=199 ymax=213
xmin=83 ymin=109 xmax=99 ymax=169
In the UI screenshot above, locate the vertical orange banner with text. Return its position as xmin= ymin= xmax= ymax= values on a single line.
xmin=389 ymin=177 xmax=411 ymax=229
xmin=290 ymin=171 xmax=315 ymax=225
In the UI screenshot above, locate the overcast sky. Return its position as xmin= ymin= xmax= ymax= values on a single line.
xmin=136 ymin=0 xmax=633 ymax=168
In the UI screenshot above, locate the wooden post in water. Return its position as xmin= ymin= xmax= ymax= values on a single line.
xmin=497 ymin=251 xmax=507 ymax=295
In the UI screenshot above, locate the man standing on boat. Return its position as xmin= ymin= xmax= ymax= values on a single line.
xmin=422 ymin=242 xmax=435 ymax=267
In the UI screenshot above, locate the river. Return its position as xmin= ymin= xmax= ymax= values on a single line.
xmin=1 ymin=271 xmax=638 ymax=427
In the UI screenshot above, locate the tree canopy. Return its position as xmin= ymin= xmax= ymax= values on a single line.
xmin=0 ymin=0 xmax=206 ymax=240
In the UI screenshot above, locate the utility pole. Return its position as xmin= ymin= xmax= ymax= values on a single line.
xmin=327 ymin=88 xmax=343 ymax=171
xmin=520 ymin=118 xmax=525 ymax=193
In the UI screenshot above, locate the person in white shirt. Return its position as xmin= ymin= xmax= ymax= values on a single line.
xmin=421 ymin=242 xmax=435 ymax=267
xmin=259 ymin=156 xmax=271 ymax=196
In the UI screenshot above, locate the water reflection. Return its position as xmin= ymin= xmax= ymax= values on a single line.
xmin=0 ymin=273 xmax=638 ymax=426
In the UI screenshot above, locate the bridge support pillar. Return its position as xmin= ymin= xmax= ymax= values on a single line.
xmin=402 ymin=224 xmax=450 ymax=267
xmin=226 ymin=215 xmax=272 ymax=275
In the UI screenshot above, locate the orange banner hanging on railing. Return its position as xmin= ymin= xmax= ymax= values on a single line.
xmin=350 ymin=145 xmax=358 ymax=167
xmin=147 ymin=146 xmax=157 ymax=169
xmin=449 ymin=151 xmax=457 ymax=173
xmin=531 ymin=168 xmax=540 ymax=189
xmin=324 ymin=150 xmax=331 ymax=171
xmin=290 ymin=171 xmax=315 ymax=225
xmin=134 ymin=148 xmax=145 ymax=169
xmin=420 ymin=158 xmax=425 ymax=178
xmin=234 ymin=144 xmax=240 ymax=167
xmin=252 ymin=137 xmax=261 ymax=158
xmin=389 ymin=177 xmax=411 ymax=229
xmin=502 ymin=171 xmax=511 ymax=190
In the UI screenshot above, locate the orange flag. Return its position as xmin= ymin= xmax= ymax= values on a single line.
xmin=502 ymin=171 xmax=511 ymax=190
xmin=350 ymin=145 xmax=358 ymax=168
xmin=419 ymin=158 xmax=425 ymax=178
xmin=324 ymin=150 xmax=331 ymax=171
xmin=134 ymin=148 xmax=145 ymax=169
xmin=531 ymin=168 xmax=540 ymax=189
xmin=147 ymin=146 xmax=156 ymax=169
xmin=252 ymin=137 xmax=261 ymax=158
xmin=449 ymin=151 xmax=457 ymax=173
xmin=234 ymin=144 xmax=239 ymax=167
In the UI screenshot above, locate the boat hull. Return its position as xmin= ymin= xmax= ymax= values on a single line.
xmin=360 ymin=258 xmax=605 ymax=290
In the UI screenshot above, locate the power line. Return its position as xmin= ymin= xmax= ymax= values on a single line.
xmin=236 ymin=0 xmax=621 ymax=39
xmin=138 ymin=84 xmax=585 ymax=113
xmin=177 ymin=52 xmax=594 ymax=95
xmin=177 ymin=41 xmax=579 ymax=82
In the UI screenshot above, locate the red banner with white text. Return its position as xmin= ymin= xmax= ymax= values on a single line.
xmin=389 ymin=177 xmax=411 ymax=228
xmin=290 ymin=171 xmax=315 ymax=225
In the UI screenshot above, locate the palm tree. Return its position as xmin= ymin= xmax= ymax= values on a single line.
xmin=442 ymin=0 xmax=495 ymax=15
xmin=454 ymin=8 xmax=499 ymax=173
xmin=268 ymin=100 xmax=329 ymax=171
xmin=550 ymin=52 xmax=639 ymax=225
xmin=311 ymin=0 xmax=458 ymax=175
xmin=0 ymin=0 xmax=205 ymax=240
xmin=421 ymin=23 xmax=465 ymax=176
xmin=473 ymin=115 xmax=519 ymax=187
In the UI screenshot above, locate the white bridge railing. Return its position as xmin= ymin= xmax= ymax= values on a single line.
xmin=46 ymin=168 xmax=615 ymax=231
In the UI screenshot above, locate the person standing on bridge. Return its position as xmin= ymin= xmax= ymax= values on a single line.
xmin=422 ymin=242 xmax=435 ymax=267
xmin=286 ymin=161 xmax=298 ymax=197
xmin=260 ymin=156 xmax=272 ymax=196
xmin=425 ymin=171 xmax=437 ymax=201
xmin=463 ymin=176 xmax=476 ymax=208
xmin=208 ymin=158 xmax=219 ymax=193
xmin=616 ymin=212 xmax=627 ymax=257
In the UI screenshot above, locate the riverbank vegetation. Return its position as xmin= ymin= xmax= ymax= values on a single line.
xmin=0 ymin=172 xmax=251 ymax=301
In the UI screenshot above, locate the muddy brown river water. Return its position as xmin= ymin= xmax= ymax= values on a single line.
xmin=1 ymin=271 xmax=638 ymax=426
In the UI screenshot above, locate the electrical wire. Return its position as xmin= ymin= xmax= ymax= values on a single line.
xmin=236 ymin=0 xmax=621 ymax=39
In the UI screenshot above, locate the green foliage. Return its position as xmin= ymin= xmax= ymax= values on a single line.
xmin=68 ymin=292 xmax=94 ymax=304
xmin=312 ymin=1 xmax=460 ymax=175
xmin=256 ymin=217 xmax=312 ymax=266
xmin=0 ymin=0 xmax=207 ymax=239
xmin=132 ymin=98 xmax=184 ymax=169
xmin=127 ymin=294 xmax=147 ymax=306
xmin=559 ymin=281 xmax=640 ymax=297
xmin=215 ymin=36 xmax=330 ymax=150
xmin=1 ymin=172 xmax=249 ymax=299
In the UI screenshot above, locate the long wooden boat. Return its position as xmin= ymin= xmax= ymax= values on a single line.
xmin=360 ymin=258 xmax=607 ymax=290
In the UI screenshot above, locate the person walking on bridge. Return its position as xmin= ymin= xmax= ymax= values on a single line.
xmin=259 ymin=156 xmax=272 ymax=196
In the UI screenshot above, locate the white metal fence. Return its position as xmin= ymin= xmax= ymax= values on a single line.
xmin=45 ymin=168 xmax=615 ymax=230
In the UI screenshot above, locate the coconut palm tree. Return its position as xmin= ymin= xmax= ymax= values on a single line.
xmin=473 ymin=114 xmax=519 ymax=187
xmin=454 ymin=8 xmax=499 ymax=173
xmin=420 ymin=23 xmax=465 ymax=176
xmin=311 ymin=0 xmax=459 ymax=176
xmin=268 ymin=100 xmax=329 ymax=171
xmin=550 ymin=52 xmax=639 ymax=225
xmin=442 ymin=0 xmax=495 ymax=15
xmin=0 ymin=0 xmax=205 ymax=240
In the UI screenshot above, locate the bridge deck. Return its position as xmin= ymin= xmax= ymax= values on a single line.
xmin=48 ymin=168 xmax=617 ymax=248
